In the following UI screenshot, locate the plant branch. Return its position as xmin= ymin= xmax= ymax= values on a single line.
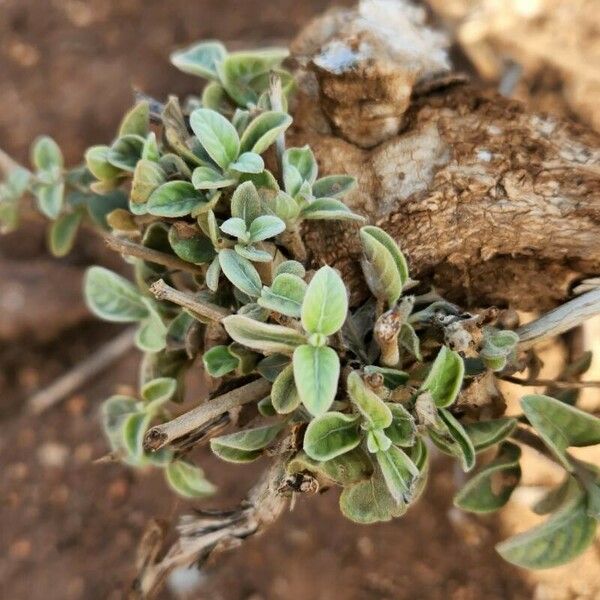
xmin=150 ymin=279 xmax=230 ymax=323
xmin=501 ymin=375 xmax=600 ymax=389
xmin=130 ymin=455 xmax=290 ymax=599
xmin=28 ymin=327 xmax=136 ymax=414
xmin=104 ymin=235 xmax=205 ymax=276
xmin=143 ymin=378 xmax=271 ymax=451
xmin=516 ymin=288 xmax=600 ymax=350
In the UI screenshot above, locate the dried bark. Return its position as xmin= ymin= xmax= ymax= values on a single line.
xmin=288 ymin=1 xmax=600 ymax=310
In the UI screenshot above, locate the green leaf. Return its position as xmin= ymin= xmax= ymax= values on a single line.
xmin=229 ymin=152 xmax=264 ymax=174
xmin=168 ymin=222 xmax=215 ymax=264
xmin=376 ymin=445 xmax=420 ymax=504
xmin=34 ymin=181 xmax=64 ymax=219
xmin=218 ymin=50 xmax=288 ymax=106
xmin=312 ymin=175 xmax=356 ymax=198
xmin=385 ymin=403 xmax=416 ymax=447
xmin=141 ymin=132 xmax=160 ymax=162
xmin=454 ymin=442 xmax=521 ymax=513
xmin=248 ymin=215 xmax=286 ymax=242
xmin=219 ymin=249 xmax=262 ymax=297
xmin=239 ymin=111 xmax=292 ymax=155
xmin=203 ymin=345 xmax=239 ymax=377
xmin=257 ymin=396 xmax=276 ymax=417
xmin=141 ymin=377 xmax=177 ymax=410
xmin=131 ymin=159 xmax=166 ymax=204
xmin=31 ymin=136 xmax=63 ymax=171
xmin=270 ymin=363 xmax=301 ymax=414
xmin=496 ymin=492 xmax=597 ymax=569
xmin=421 ymin=346 xmax=464 ymax=408
xmin=300 ymin=198 xmax=364 ymax=222
xmin=230 ymin=180 xmax=263 ymax=225
xmin=257 ymin=354 xmax=289 ymax=382
xmin=47 ymin=211 xmax=82 ymax=257
xmin=147 ymin=181 xmax=203 ymax=217
xmin=220 ymin=217 xmax=248 ymax=239
xmin=258 ymin=273 xmax=307 ymax=318
xmin=346 ymin=371 xmax=392 ymax=429
xmin=521 ymin=394 xmax=600 ymax=468
xmin=101 ymin=395 xmax=138 ymax=448
xmin=85 ymin=145 xmax=123 ymax=181
xmin=84 ymin=266 xmax=148 ymax=322
xmin=170 ymin=41 xmax=227 ymax=79
xmin=118 ymin=102 xmax=150 ymax=137
xmin=135 ymin=299 xmax=167 ymax=353
xmin=340 ymin=470 xmax=406 ymax=524
xmin=210 ymin=423 xmax=283 ymax=463
xmin=190 ymin=166 xmax=235 ymax=190
xmin=234 ymin=244 xmax=272 ymax=263
xmin=189 ymin=108 xmax=240 ymax=170
xmin=293 ymin=344 xmax=340 ymax=416
xmin=361 ymin=225 xmax=409 ymax=285
xmin=122 ymin=412 xmax=151 ymax=463
xmin=359 ymin=228 xmax=403 ymax=305
xmin=275 ymin=260 xmax=305 ymax=278
xmin=205 ymin=255 xmax=221 ymax=292
xmin=430 ymin=408 xmax=476 ymax=472
xmin=399 ymin=323 xmax=422 ymax=361
xmin=301 ymin=266 xmax=348 ymax=336
xmin=282 ymin=146 xmax=318 ymax=197
xmin=165 ymin=460 xmax=216 ymax=498
xmin=268 ymin=191 xmax=300 ymax=224
xmin=287 ymin=448 xmax=372 ymax=486
xmin=304 ymin=412 xmax=361 ymax=461
xmin=464 ymin=418 xmax=518 ymax=453
xmin=366 ymin=429 xmax=392 ymax=453
xmin=223 ymin=314 xmax=305 ymax=355
xmin=107 ymin=134 xmax=144 ymax=172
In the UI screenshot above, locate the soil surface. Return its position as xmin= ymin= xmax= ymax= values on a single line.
xmin=0 ymin=1 xmax=530 ymax=599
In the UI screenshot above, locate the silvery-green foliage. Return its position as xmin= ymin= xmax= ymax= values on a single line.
xmin=2 ymin=33 xmax=599 ymax=573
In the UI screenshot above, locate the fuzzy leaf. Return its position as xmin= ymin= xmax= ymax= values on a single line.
xmin=48 ymin=211 xmax=82 ymax=257
xmin=287 ymin=448 xmax=372 ymax=486
xmin=312 ymin=175 xmax=356 ymax=198
xmin=303 ymin=412 xmax=361 ymax=461
xmin=239 ymin=111 xmax=292 ymax=155
xmin=366 ymin=429 xmax=392 ymax=453
xmin=191 ymin=166 xmax=236 ymax=190
xmin=168 ymin=223 xmax=215 ymax=264
xmin=521 ymin=394 xmax=600 ymax=468
xmin=347 ymin=371 xmax=393 ymax=429
xmin=189 ymin=108 xmax=240 ymax=170
xmin=32 ymin=135 xmax=63 ymax=172
xmin=165 ymin=460 xmax=216 ymax=498
xmin=230 ymin=181 xmax=263 ymax=225
xmin=248 ymin=215 xmax=286 ymax=242
xmin=301 ymin=266 xmax=348 ymax=336
xmin=229 ymin=152 xmax=264 ymax=174
xmin=202 ymin=345 xmax=239 ymax=377
xmin=85 ymin=145 xmax=123 ymax=181
xmin=131 ymin=159 xmax=166 ymax=204
xmin=376 ymin=445 xmax=420 ymax=504
xmin=34 ymin=182 xmax=64 ymax=219
xmin=430 ymin=408 xmax=476 ymax=472
xmin=258 ymin=273 xmax=307 ymax=318
xmin=135 ymin=300 xmax=167 ymax=353
xmin=219 ymin=249 xmax=262 ymax=297
xmin=220 ymin=217 xmax=248 ymax=239
xmin=293 ymin=344 xmax=340 ymax=416
xmin=454 ymin=442 xmax=521 ymax=513
xmin=300 ymin=198 xmax=364 ymax=221
xmin=360 ymin=228 xmax=403 ymax=305
xmin=399 ymin=323 xmax=422 ymax=361
xmin=141 ymin=132 xmax=160 ymax=162
xmin=270 ymin=363 xmax=301 ymax=414
xmin=223 ymin=314 xmax=305 ymax=354
xmin=122 ymin=412 xmax=150 ymax=463
xmin=268 ymin=191 xmax=300 ymax=224
xmin=361 ymin=226 xmax=409 ymax=285
xmin=340 ymin=471 xmax=406 ymax=524
xmin=170 ymin=41 xmax=227 ymax=79
xmin=275 ymin=260 xmax=305 ymax=278
xmin=141 ymin=377 xmax=177 ymax=410
xmin=84 ymin=266 xmax=148 ymax=322
xmin=283 ymin=146 xmax=317 ymax=196
xmin=464 ymin=418 xmax=518 ymax=453
xmin=210 ymin=423 xmax=283 ymax=463
xmin=364 ymin=366 xmax=409 ymax=390
xmin=147 ymin=181 xmax=204 ymax=217
xmin=119 ymin=102 xmax=150 ymax=137
xmin=234 ymin=244 xmax=272 ymax=263
xmin=107 ymin=134 xmax=144 ymax=172
xmin=385 ymin=403 xmax=416 ymax=447
xmin=496 ymin=493 xmax=597 ymax=569
xmin=256 ymin=354 xmax=289 ymax=382
xmin=421 ymin=346 xmax=464 ymax=408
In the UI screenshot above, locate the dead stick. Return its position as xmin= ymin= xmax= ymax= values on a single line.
xmin=144 ymin=378 xmax=271 ymax=451
xmin=516 ymin=288 xmax=600 ymax=350
xmin=27 ymin=327 xmax=136 ymax=415
xmin=104 ymin=235 xmax=205 ymax=276
xmin=150 ymin=279 xmax=230 ymax=322
xmin=501 ymin=375 xmax=600 ymax=390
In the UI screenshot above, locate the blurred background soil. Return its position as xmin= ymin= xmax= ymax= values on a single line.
xmin=1 ymin=0 xmax=596 ymax=598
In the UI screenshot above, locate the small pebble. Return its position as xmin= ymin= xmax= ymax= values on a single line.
xmin=37 ymin=442 xmax=69 ymax=468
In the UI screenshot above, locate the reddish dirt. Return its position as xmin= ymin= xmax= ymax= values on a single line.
xmin=0 ymin=1 xmax=530 ymax=598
